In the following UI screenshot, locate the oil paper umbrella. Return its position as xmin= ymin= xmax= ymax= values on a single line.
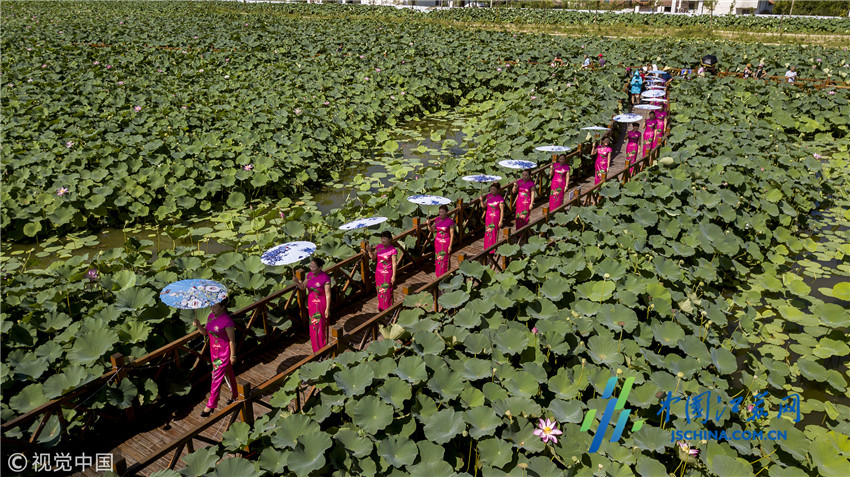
xmin=581 ymin=126 xmax=610 ymax=141
xmin=535 ymin=145 xmax=572 ymax=163
xmin=613 ymin=113 xmax=643 ymax=123
xmin=261 ymin=241 xmax=317 ymax=266
xmin=407 ymin=194 xmax=452 ymax=219
xmin=498 ymin=159 xmax=537 ymax=170
xmin=461 ymin=174 xmax=502 ymax=184
xmin=646 ymin=98 xmax=668 ymax=103
xmin=633 ymin=104 xmax=662 ymax=111
xmin=641 ymin=90 xmax=666 ymax=99
xmin=160 ymin=279 xmax=228 ymax=310
xmin=648 ymin=69 xmax=666 ymax=75
xmin=340 ymin=216 xmax=388 ymax=231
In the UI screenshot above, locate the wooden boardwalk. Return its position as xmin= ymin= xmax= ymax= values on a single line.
xmin=72 ymin=104 xmax=657 ymax=476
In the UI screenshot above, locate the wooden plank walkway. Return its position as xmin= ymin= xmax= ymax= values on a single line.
xmin=73 ymin=104 xmax=655 ymax=477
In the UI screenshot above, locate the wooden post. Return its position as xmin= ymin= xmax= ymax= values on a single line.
xmin=112 ymin=452 xmax=127 ymax=474
xmin=456 ymin=199 xmax=465 ymax=243
xmin=413 ymin=218 xmax=421 ymax=264
xmin=543 ymin=206 xmax=549 ymax=222
xmin=360 ymin=241 xmax=371 ymax=292
xmin=331 ymin=327 xmax=344 ymax=356
xmin=295 ymin=269 xmax=308 ymax=328
xmin=237 ymin=381 xmax=253 ymax=453
xmin=623 ymin=160 xmax=631 ymax=184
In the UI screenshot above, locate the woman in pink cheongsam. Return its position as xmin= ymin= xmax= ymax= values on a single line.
xmin=193 ymin=298 xmax=237 ymax=417
xmin=366 ymin=231 xmax=398 ymax=311
xmin=293 ymin=257 xmax=332 ymax=353
xmin=643 ymin=112 xmax=657 ymax=157
xmin=481 ymin=183 xmax=505 ymax=254
xmin=429 ymin=204 xmax=455 ymax=277
xmin=548 ymin=154 xmax=570 ymax=211
xmin=654 ymin=106 xmax=668 ymax=148
xmin=591 ymin=137 xmax=613 ymax=186
xmin=626 ymin=123 xmax=642 ymax=175
xmin=512 ymin=169 xmax=535 ymax=230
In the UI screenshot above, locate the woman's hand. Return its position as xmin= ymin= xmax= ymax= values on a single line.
xmin=229 ymin=354 xmax=236 ymax=365
xmin=193 ymin=319 xmax=200 ymax=328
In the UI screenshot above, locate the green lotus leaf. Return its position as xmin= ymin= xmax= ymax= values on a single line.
xmin=438 ymin=290 xmax=469 ymax=309
xmin=587 ymin=334 xmax=623 ymax=366
xmin=271 ymin=414 xmax=320 ymax=449
xmin=477 ymin=437 xmax=514 ymax=468
xmin=221 ymin=421 xmax=252 ymax=451
xmin=576 ymin=280 xmax=616 ymax=303
xmin=422 ymin=408 xmax=465 ymax=444
xmin=464 ymin=406 xmax=502 ymax=439
xmin=413 ymin=331 xmax=445 ymax=355
xmin=631 ymin=425 xmax=668 ymax=453
xmin=257 ymin=448 xmax=288 ymax=475
xmin=377 ymin=377 xmax=412 ymax=409
xmin=427 ymin=367 xmax=465 ymax=402
xmin=707 ymin=455 xmax=753 ymax=477
xmin=334 ymin=364 xmax=375 ymax=398
xmin=797 ymin=358 xmax=829 ymax=382
xmin=378 ymin=436 xmax=419 ymax=468
xmin=9 ymin=383 xmax=48 ymax=414
xmin=67 ymin=328 xmax=119 ymax=366
xmin=346 ymin=395 xmax=393 ymax=434
xmin=540 ymin=275 xmax=570 ymax=301
xmin=334 ymin=427 xmax=373 ymax=458
xmin=115 ymin=287 xmax=156 ymax=311
xmin=394 ymin=355 xmax=428 ymax=384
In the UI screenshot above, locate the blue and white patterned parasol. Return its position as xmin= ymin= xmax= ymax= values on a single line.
xmin=633 ymin=104 xmax=662 ymax=111
xmin=646 ymin=98 xmax=668 ymax=103
xmin=648 ymin=69 xmax=666 ymax=75
xmin=160 ymin=279 xmax=228 ymax=310
xmin=498 ymin=160 xmax=538 ymax=170
xmin=261 ymin=241 xmax=317 ymax=266
xmin=613 ymin=113 xmax=643 ymax=123
xmin=641 ymin=90 xmax=666 ymax=98
xmin=647 ymin=85 xmax=666 ymax=90
xmin=407 ymin=194 xmax=452 ymax=206
xmin=461 ymin=174 xmax=502 ymax=183
xmin=534 ymin=145 xmax=571 ymax=153
xmin=339 ymin=216 xmax=388 ymax=231
xmin=581 ymin=126 xmax=610 ymax=131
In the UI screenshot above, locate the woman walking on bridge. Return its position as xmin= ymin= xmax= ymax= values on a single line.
xmin=193 ymin=298 xmax=237 ymax=417
xmin=482 ymin=183 xmax=505 ymax=254
xmin=626 ymin=123 xmax=642 ymax=175
xmin=592 ymin=137 xmax=613 ymax=186
xmin=513 ymin=169 xmax=535 ymax=230
xmin=366 ymin=231 xmax=398 ymax=311
xmin=293 ymin=257 xmax=332 ymax=353
xmin=643 ymin=112 xmax=657 ymax=157
xmin=548 ymin=154 xmax=570 ymax=211
xmin=654 ymin=107 xmax=667 ymax=148
xmin=429 ymin=205 xmax=456 ymax=277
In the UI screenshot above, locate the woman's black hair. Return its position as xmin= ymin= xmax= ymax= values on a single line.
xmin=218 ymin=296 xmax=230 ymax=310
xmin=438 ymin=204 xmax=449 ymax=212
xmin=312 ymin=257 xmax=326 ymax=268
xmin=557 ymin=153 xmax=567 ymax=161
xmin=490 ymin=182 xmax=500 ymax=191
xmin=380 ymin=231 xmax=393 ymax=241
xmin=632 ymin=122 xmax=640 ymax=128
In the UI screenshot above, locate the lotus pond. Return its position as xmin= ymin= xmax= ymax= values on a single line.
xmin=1 ymin=2 xmax=849 ymax=476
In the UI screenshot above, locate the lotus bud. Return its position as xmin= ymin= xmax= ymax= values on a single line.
xmin=517 ymin=463 xmax=528 ymax=470
xmin=701 ymin=439 xmax=707 ymax=445
xmin=603 ymin=273 xmax=610 ymax=279
xmin=598 ymin=464 xmax=604 ymax=470
xmin=616 ymin=368 xmax=623 ymax=375
xmin=581 ymin=358 xmax=587 ymax=365
xmin=677 ymin=372 xmax=684 ymax=378
xmin=656 ymin=391 xmax=666 ymax=399
xmin=618 ymin=321 xmax=626 ymax=328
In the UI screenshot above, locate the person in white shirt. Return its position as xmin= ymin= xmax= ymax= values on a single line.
xmin=582 ymin=54 xmax=590 ymax=68
xmin=785 ymin=66 xmax=797 ymax=83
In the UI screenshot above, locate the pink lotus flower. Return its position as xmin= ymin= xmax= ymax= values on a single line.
xmin=294 ymin=108 xmax=302 ymax=115
xmin=194 ymin=35 xmax=198 ymax=39
xmin=401 ymin=91 xmax=405 ymax=95
xmin=66 ymin=141 xmax=74 ymax=148
xmin=224 ymin=75 xmax=230 ymax=79
xmin=119 ymin=21 xmax=123 ymax=25
xmin=359 ymin=55 xmax=364 ymax=59
xmin=530 ymin=96 xmax=537 ymax=100
xmin=56 ymin=187 xmax=69 ymax=196
xmin=134 ymin=106 xmax=142 ymax=112
xmin=813 ymin=153 xmax=822 ymax=159
xmin=198 ymin=69 xmax=204 ymax=72
xmin=27 ymin=79 xmax=32 ymax=82
xmin=401 ymin=60 xmax=405 ymax=64
xmin=41 ymin=64 xmax=47 ymax=68
xmin=532 ymin=327 xmax=538 ymax=334
xmin=323 ymin=101 xmax=330 ymax=105
xmin=106 ymin=65 xmax=112 ymax=69
xmin=86 ymin=268 xmax=99 ymax=281
xmin=58 ymin=31 xmax=63 ymax=34
xmin=497 ymin=68 xmax=502 ymax=72
xmin=828 ymin=91 xmax=836 ymax=95
xmin=27 ymin=48 xmax=32 ymax=51
xmin=676 ymin=440 xmax=700 ymax=459
xmin=375 ymin=68 xmax=381 ymax=72
xmin=390 ymin=95 xmax=396 ymax=100
xmin=225 ymin=58 xmax=230 ymax=62
xmin=181 ymin=105 xmax=188 ymax=109
xmin=364 ymin=77 xmax=369 ymax=81
xmin=244 ymin=164 xmax=253 ymax=171
xmin=533 ymin=418 xmax=562 ymax=444
xmin=158 ymin=69 xmax=163 ymax=73
xmin=816 ymin=58 xmax=822 ymax=63
xmin=279 ymin=211 xmax=284 ymax=218
xmin=118 ymin=81 xmax=124 ymax=85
